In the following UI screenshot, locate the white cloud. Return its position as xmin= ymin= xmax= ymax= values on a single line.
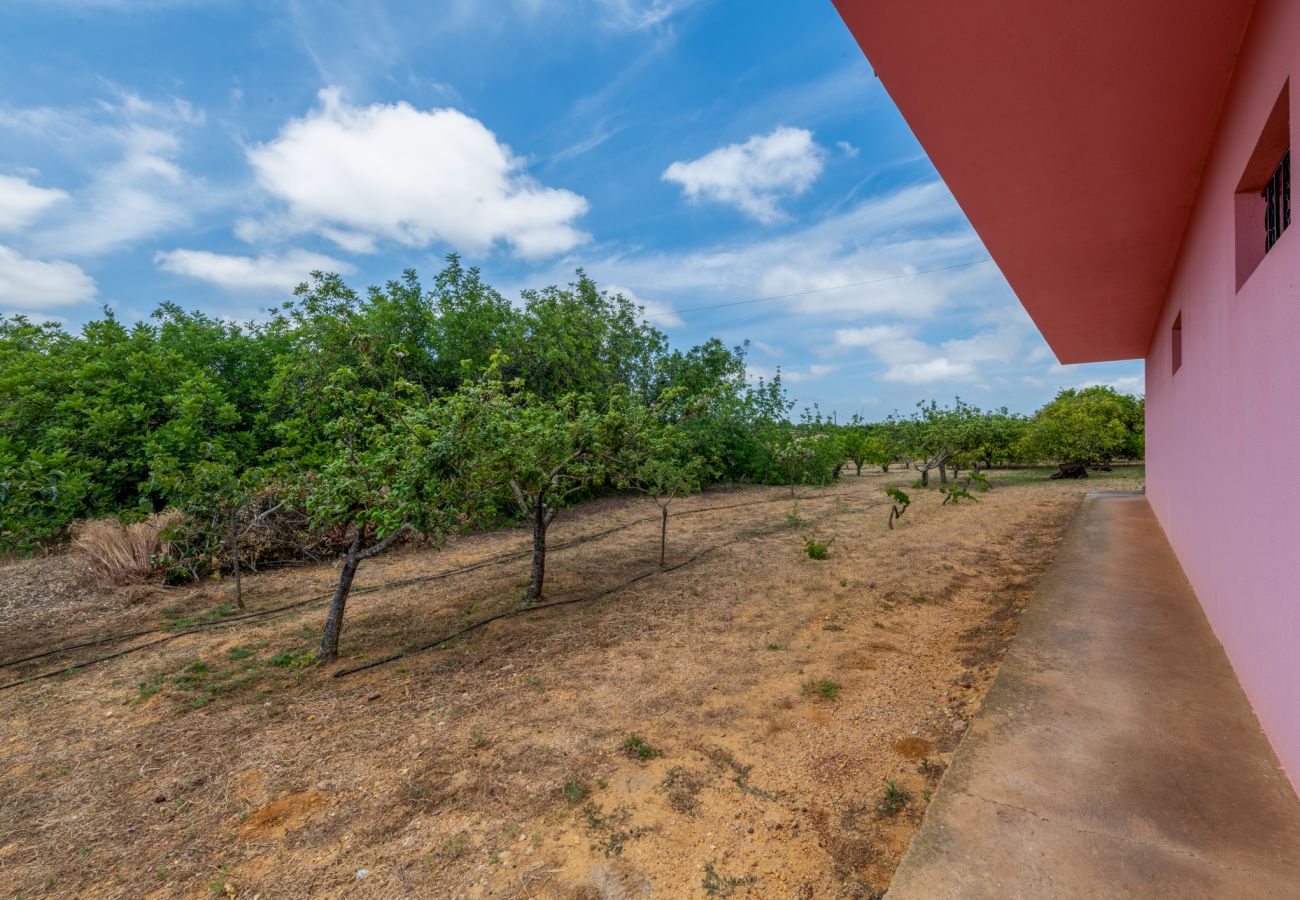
xmin=0 ymin=176 xmax=68 ymax=232
xmin=835 ymin=140 xmax=859 ymax=158
xmin=541 ymin=182 xmax=991 ymax=324
xmin=244 ymin=88 xmax=590 ymax=259
xmin=155 ymin=248 xmax=355 ymax=292
xmin=829 ymin=319 xmax=1029 ymax=385
xmin=0 ymin=245 xmax=96 ymax=309
xmin=604 ymin=283 xmax=682 ymax=327
xmin=747 ymin=362 xmax=838 ymax=385
xmin=4 ymin=92 xmax=207 ymax=256
xmin=663 ymin=126 xmax=825 ymax=222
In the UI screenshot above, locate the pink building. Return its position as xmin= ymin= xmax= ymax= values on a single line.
xmin=835 ymin=0 xmax=1298 ymax=788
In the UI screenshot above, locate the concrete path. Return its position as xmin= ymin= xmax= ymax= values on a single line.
xmin=885 ymin=493 xmax=1300 ymax=899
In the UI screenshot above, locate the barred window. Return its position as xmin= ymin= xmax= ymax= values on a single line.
xmin=1264 ymin=149 xmax=1290 ymax=253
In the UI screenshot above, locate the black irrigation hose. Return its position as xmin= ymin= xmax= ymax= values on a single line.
xmin=0 ymin=486 xmax=862 ymax=688
xmin=1 ymin=488 xmax=842 ymax=672
xmin=333 ymin=497 xmax=888 ymax=679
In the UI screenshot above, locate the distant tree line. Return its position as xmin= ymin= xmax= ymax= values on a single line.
xmin=0 ymin=256 xmax=1143 ymax=658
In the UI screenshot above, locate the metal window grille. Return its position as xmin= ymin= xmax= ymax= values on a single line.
xmin=1264 ymin=149 xmax=1290 ymax=253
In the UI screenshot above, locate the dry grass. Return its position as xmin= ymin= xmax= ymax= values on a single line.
xmin=0 ymin=470 xmax=1142 ymax=898
xmin=71 ymin=510 xmax=182 ymax=583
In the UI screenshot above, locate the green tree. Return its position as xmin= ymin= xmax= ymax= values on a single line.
xmin=466 ymin=382 xmax=642 ymax=603
xmin=1021 ymin=386 xmax=1144 ymax=468
xmin=620 ymin=422 xmax=709 ymax=567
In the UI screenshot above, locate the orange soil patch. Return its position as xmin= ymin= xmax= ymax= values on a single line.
xmin=0 ymin=470 xmax=1142 ymax=897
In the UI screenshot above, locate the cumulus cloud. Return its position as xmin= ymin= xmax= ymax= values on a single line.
xmin=0 ymin=245 xmax=96 ymax=309
xmin=244 ymin=88 xmax=590 ymax=259
xmin=155 ymin=248 xmax=356 ymax=292
xmin=663 ymin=126 xmax=825 ymax=222
xmin=0 ymin=176 xmax=68 ymax=232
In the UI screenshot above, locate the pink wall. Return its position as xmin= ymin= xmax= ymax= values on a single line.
xmin=1146 ymin=0 xmax=1300 ymax=787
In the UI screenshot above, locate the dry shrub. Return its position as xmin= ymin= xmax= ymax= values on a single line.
xmin=73 ymin=511 xmax=183 ymax=582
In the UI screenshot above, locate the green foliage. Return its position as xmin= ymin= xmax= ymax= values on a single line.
xmin=1019 ymin=386 xmax=1144 ymax=466
xmin=940 ymin=485 xmax=977 ymax=505
xmin=803 ymin=535 xmax=835 ymax=560
xmin=802 ymin=678 xmax=839 ymax=700
xmin=885 ymin=487 xmax=910 ymax=508
xmin=562 ymin=778 xmax=591 ymax=803
xmin=622 ymin=734 xmax=662 ymax=761
xmin=875 ymin=779 xmax=912 ymax=818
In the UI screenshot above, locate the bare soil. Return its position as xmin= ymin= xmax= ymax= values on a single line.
xmin=0 ymin=469 xmax=1142 ymax=898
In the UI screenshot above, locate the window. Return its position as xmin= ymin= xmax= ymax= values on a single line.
xmin=1172 ymin=313 xmax=1182 ymax=375
xmin=1235 ymin=82 xmax=1290 ymax=290
xmin=1264 ymin=149 xmax=1290 ymax=253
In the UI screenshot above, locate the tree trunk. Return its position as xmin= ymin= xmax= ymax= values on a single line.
xmin=229 ymin=507 xmax=244 ymax=610
xmin=854 ymin=461 xmax=863 ymax=476
xmin=526 ymin=499 xmax=548 ymax=603
xmin=319 ymin=530 xmax=362 ymax=662
xmin=938 ymin=461 xmax=948 ymax=485
xmin=919 ymin=466 xmax=930 ymax=487
xmin=660 ymin=505 xmax=668 ymax=568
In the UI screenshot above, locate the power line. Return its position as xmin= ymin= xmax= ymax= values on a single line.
xmin=639 ymin=256 xmax=994 ymax=321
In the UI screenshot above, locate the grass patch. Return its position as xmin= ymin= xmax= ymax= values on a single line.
xmin=702 ymin=862 xmax=757 ymax=897
xmin=802 ymin=678 xmax=839 ymax=701
xmin=561 ymin=777 xmax=590 ymax=804
xmin=875 ymin=779 xmax=912 ymax=818
xmin=621 ymin=734 xmax=661 ymax=762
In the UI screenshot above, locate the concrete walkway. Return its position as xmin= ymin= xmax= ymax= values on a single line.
xmin=886 ymin=493 xmax=1300 ymax=899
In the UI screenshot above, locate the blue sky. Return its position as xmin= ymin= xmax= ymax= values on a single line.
xmin=0 ymin=0 xmax=1142 ymax=417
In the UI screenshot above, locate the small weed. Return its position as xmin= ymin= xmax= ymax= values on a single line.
xmin=702 ymin=862 xmax=757 ymax=897
xmin=583 ymin=804 xmax=652 ymax=857
xmin=803 ymin=534 xmax=835 ymax=560
xmin=160 ymin=606 xmax=182 ymax=619
xmin=921 ymin=788 xmax=933 ymax=803
xmin=872 ymin=620 xmax=885 ymax=629
xmin=207 ymin=868 xmax=229 ymax=895
xmin=440 ymin=831 xmax=470 ymax=858
xmin=470 ymin=730 xmax=488 ymax=749
xmin=488 ymin=851 xmax=500 ymax=865
xmin=875 ymin=779 xmax=912 ymax=818
xmin=187 ymin=660 xmax=209 ymax=674
xmin=660 ymin=766 xmax=706 ymax=814
xmin=802 ymin=678 xmax=839 ymax=701
xmin=839 ymin=578 xmax=849 ymax=587
xmin=155 ymin=867 xmax=169 ymax=881
xmin=764 ymin=642 xmax=786 ymax=651
xmin=269 ymin=648 xmax=316 ymax=669
xmin=918 ymin=757 xmax=945 ymax=781
xmin=822 ymin=623 xmax=844 ymax=632
xmin=562 ymin=778 xmax=590 ymax=803
xmin=785 ymin=501 xmax=805 ymax=528
xmin=940 ymin=485 xmax=977 ymax=506
xmin=226 ymin=646 xmax=254 ymax=661
xmin=524 ymin=675 xmax=544 ymax=690
xmin=130 ymin=680 xmax=161 ymax=705
xmin=622 ymin=734 xmax=661 ymax=762
xmin=705 ymin=746 xmax=780 ymax=800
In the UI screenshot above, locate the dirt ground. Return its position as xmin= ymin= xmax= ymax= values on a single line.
xmin=0 ymin=467 xmax=1144 ymax=899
